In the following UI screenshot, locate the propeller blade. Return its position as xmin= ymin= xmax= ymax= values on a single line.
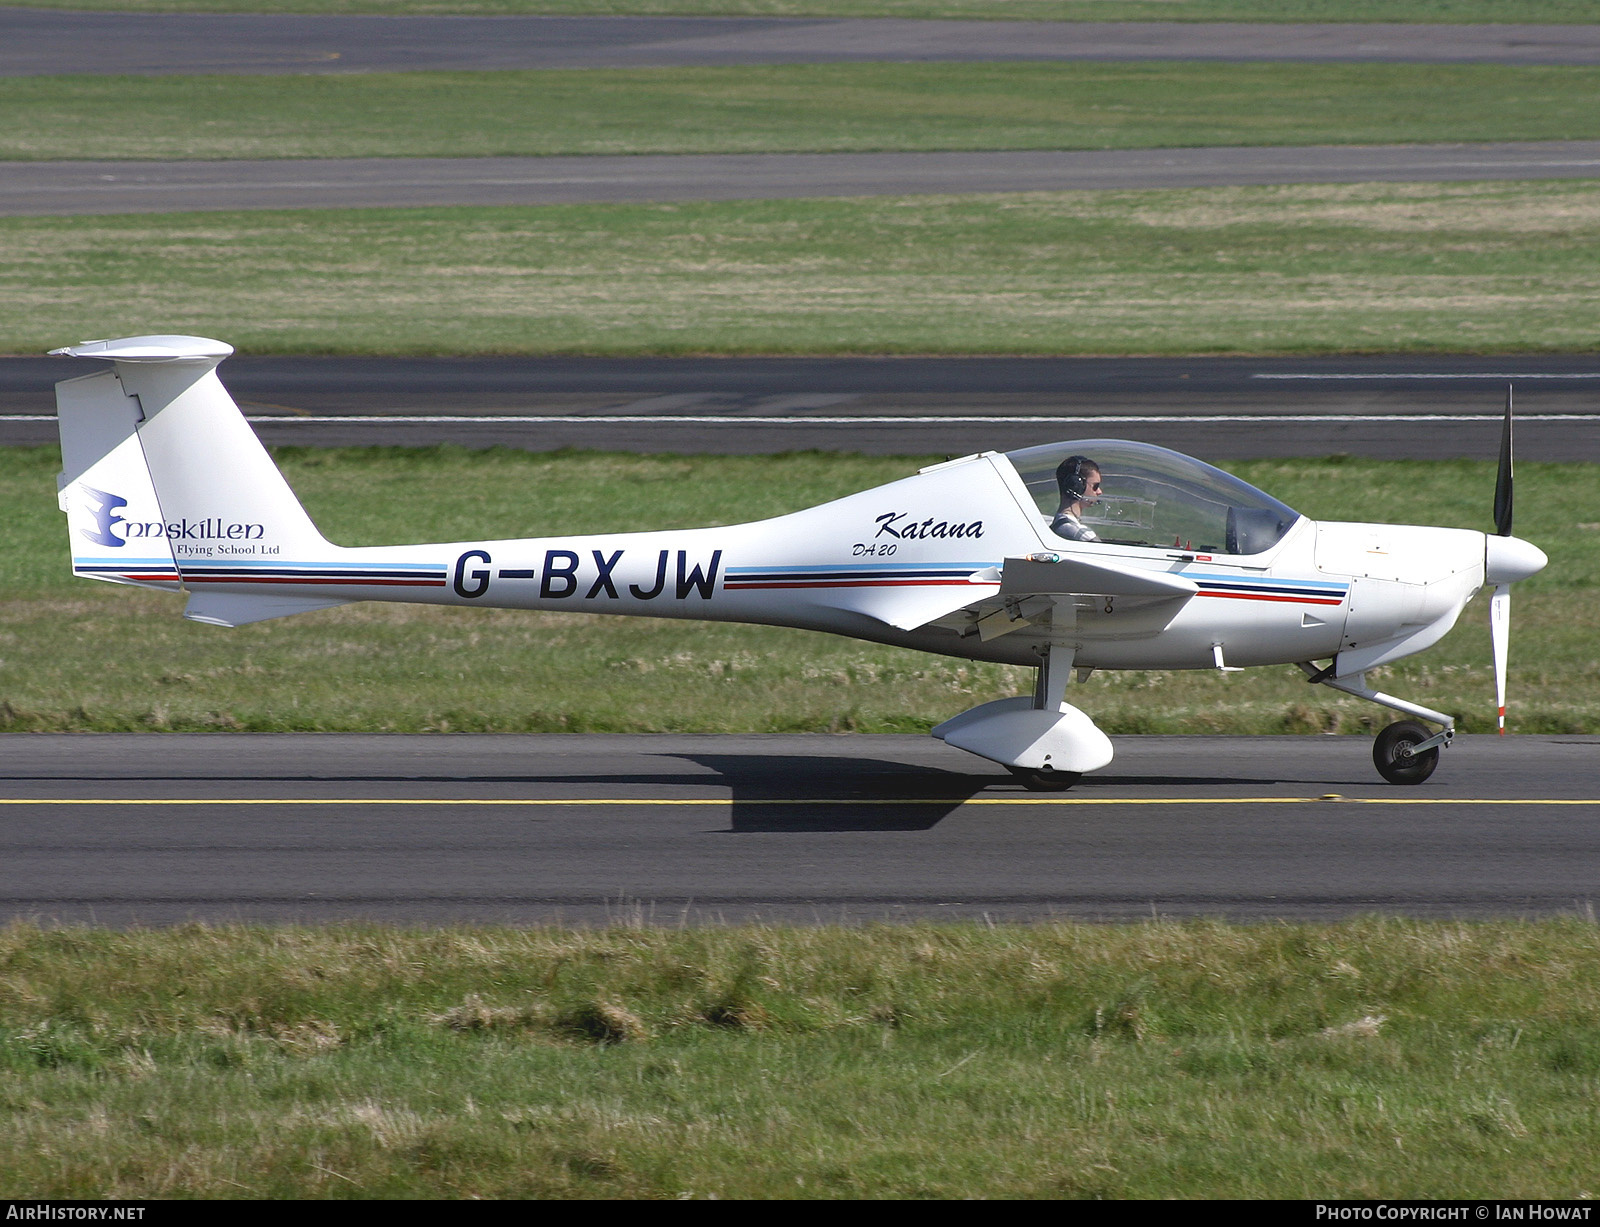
xmin=1494 ymin=385 xmax=1514 ymax=537
xmin=1490 ymin=583 xmax=1511 ymax=734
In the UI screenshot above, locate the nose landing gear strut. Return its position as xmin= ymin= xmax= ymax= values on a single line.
xmin=1298 ymin=662 xmax=1455 ymax=786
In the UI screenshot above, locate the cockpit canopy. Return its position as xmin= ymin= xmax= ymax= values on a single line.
xmin=1004 ymin=439 xmax=1301 ymax=556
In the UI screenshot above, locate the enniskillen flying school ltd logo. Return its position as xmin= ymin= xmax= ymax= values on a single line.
xmin=78 ymin=484 xmax=129 ymax=548
xmin=76 ymin=483 xmax=265 ymax=548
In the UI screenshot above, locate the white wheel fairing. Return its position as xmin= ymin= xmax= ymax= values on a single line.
xmin=934 ymin=700 xmax=1114 ymax=774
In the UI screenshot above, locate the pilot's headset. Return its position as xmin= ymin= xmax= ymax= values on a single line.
xmin=1055 ymin=455 xmax=1101 ymax=506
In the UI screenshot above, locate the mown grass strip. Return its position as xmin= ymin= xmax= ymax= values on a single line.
xmin=7 ymin=180 xmax=1600 ymax=356
xmin=3 ymin=918 xmax=1600 ymax=1198
xmin=3 ymin=447 xmax=1594 ymax=736
xmin=12 ymin=1 xmax=1595 ymax=23
xmin=8 ymin=62 xmax=1600 ymax=161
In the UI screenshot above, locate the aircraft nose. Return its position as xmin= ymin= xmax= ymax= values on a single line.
xmin=1485 ymin=535 xmax=1548 ymax=585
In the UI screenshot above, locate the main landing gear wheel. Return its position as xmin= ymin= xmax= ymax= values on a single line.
xmin=1373 ymin=720 xmax=1440 ymax=785
xmin=1008 ymin=766 xmax=1082 ymax=792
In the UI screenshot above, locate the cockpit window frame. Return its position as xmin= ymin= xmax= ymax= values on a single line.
xmin=1002 ymin=439 xmax=1303 ymax=560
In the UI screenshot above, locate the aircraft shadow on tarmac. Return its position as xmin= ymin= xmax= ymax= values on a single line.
xmin=668 ymin=753 xmax=995 ymax=831
xmin=665 ymin=754 xmax=1281 ymax=832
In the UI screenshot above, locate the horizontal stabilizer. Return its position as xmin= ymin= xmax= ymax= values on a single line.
xmin=183 ymin=591 xmax=351 ymax=628
xmin=50 ymin=335 xmax=234 ymax=365
xmin=1000 ymin=555 xmax=1198 ymax=600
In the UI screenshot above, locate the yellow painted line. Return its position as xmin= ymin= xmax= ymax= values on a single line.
xmin=0 ymin=797 xmax=1596 ymax=807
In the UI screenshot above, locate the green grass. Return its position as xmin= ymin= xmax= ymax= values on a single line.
xmin=9 ymin=62 xmax=1600 ymax=161
xmin=9 ymin=180 xmax=1600 ymax=357
xmin=3 ymin=447 xmax=1593 ymax=735
xmin=4 ymin=918 xmax=1600 ymax=1198
xmin=11 ymin=1 xmax=1596 ymax=22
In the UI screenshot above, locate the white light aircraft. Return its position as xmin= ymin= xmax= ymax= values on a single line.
xmin=52 ymin=335 xmax=1548 ymax=788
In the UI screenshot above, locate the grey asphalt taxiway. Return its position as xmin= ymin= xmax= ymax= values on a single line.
xmin=14 ymin=142 xmax=1600 ymax=217
xmin=8 ymin=12 xmax=1600 ymax=76
xmin=3 ymin=733 xmax=1596 ymax=926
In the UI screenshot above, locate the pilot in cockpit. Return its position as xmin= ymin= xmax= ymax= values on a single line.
xmin=1050 ymin=454 xmax=1103 ymax=542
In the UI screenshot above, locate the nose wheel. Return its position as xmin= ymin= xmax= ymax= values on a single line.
xmin=1300 ymin=664 xmax=1454 ymax=786
xmin=1373 ymin=720 xmax=1441 ymax=785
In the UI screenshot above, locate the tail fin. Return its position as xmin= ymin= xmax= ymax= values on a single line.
xmin=53 ymin=335 xmax=350 ymax=626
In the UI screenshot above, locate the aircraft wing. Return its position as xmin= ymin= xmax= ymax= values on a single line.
xmin=999 ymin=554 xmax=1198 ymax=599
xmin=957 ymin=554 xmax=1199 ymax=642
xmin=874 ymin=555 xmax=1197 ymax=636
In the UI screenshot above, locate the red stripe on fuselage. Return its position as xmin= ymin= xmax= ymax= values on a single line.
xmin=1196 ymin=591 xmax=1344 ymax=605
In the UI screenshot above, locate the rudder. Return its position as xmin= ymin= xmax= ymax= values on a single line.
xmin=56 ymin=363 xmax=181 ymax=591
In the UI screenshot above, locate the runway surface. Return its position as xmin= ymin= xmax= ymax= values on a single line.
xmin=13 ymin=142 xmax=1600 ymax=217
xmin=6 ymin=353 xmax=1597 ymax=459
xmin=8 ymin=12 xmax=1600 ymax=76
xmin=3 ymin=733 xmax=1596 ymax=926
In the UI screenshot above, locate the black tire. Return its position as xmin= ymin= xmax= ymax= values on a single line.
xmin=1008 ymin=766 xmax=1082 ymax=792
xmin=1373 ymin=720 xmax=1440 ymax=785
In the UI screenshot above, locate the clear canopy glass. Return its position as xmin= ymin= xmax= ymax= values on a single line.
xmin=1004 ymin=439 xmax=1301 ymax=556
